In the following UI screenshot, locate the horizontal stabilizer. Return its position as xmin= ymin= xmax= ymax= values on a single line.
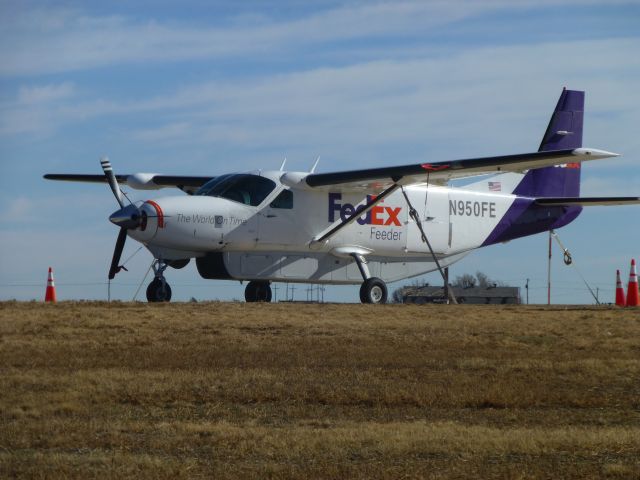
xmin=535 ymin=196 xmax=640 ymax=207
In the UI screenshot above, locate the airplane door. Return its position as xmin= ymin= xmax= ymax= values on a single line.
xmin=221 ymin=203 xmax=258 ymax=249
xmin=405 ymin=188 xmax=450 ymax=254
xmin=257 ymin=189 xmax=307 ymax=247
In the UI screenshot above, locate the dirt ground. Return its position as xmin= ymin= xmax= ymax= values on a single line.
xmin=0 ymin=301 xmax=638 ymax=479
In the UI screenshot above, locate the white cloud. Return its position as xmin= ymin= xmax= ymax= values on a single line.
xmin=0 ymin=2 xmax=476 ymax=76
xmin=0 ymin=193 xmax=112 ymax=224
xmin=4 ymin=35 xmax=638 ymax=169
xmin=114 ymin=37 xmax=640 ymax=162
xmin=2 ymin=1 xmax=633 ymax=77
xmin=1 ymin=197 xmax=33 ymax=221
xmin=0 ymin=82 xmax=76 ymax=135
xmin=17 ymin=82 xmax=75 ymax=104
xmin=132 ymin=122 xmax=192 ymax=142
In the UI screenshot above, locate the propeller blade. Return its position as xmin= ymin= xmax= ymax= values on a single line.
xmin=100 ymin=157 xmax=125 ymax=208
xmin=108 ymin=227 xmax=128 ymax=280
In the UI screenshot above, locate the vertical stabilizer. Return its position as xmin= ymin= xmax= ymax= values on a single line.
xmin=513 ymin=88 xmax=584 ymax=197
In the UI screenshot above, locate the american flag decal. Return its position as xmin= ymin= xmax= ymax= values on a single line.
xmin=488 ymin=181 xmax=501 ymax=192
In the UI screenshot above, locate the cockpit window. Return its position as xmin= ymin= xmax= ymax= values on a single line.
xmin=195 ymin=174 xmax=276 ymax=207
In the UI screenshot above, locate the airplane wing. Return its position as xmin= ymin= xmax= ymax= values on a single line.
xmin=43 ymin=173 xmax=213 ymax=195
xmin=283 ymin=148 xmax=619 ymax=192
xmin=45 ymin=147 xmax=619 ymax=195
xmin=535 ymin=197 xmax=640 ymax=206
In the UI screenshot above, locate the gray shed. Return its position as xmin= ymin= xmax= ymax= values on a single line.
xmin=401 ymin=286 xmax=520 ymax=304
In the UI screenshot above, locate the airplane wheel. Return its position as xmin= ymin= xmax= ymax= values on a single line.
xmin=245 ymin=281 xmax=272 ymax=302
xmin=146 ymin=278 xmax=172 ymax=302
xmin=360 ymin=277 xmax=387 ymax=304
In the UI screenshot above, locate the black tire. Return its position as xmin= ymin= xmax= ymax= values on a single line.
xmin=146 ymin=278 xmax=172 ymax=302
xmin=245 ymin=281 xmax=272 ymax=302
xmin=360 ymin=277 xmax=387 ymax=304
xmin=359 ymin=285 xmax=367 ymax=303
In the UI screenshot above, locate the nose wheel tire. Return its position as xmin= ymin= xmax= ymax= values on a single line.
xmin=360 ymin=277 xmax=387 ymax=304
xmin=245 ymin=281 xmax=272 ymax=302
xmin=146 ymin=278 xmax=172 ymax=302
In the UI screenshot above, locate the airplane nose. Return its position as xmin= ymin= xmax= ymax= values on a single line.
xmin=109 ymin=203 xmax=142 ymax=229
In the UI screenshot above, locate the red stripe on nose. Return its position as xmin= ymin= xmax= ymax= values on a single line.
xmin=145 ymin=200 xmax=164 ymax=228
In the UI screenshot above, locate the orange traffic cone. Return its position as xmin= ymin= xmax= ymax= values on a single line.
xmin=45 ymin=267 xmax=57 ymax=303
xmin=626 ymin=259 xmax=639 ymax=307
xmin=615 ymin=270 xmax=626 ymax=307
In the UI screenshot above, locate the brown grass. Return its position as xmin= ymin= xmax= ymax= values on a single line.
xmin=0 ymin=301 xmax=639 ymax=478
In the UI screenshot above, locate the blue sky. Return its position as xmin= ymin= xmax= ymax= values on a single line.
xmin=1 ymin=0 xmax=639 ymax=303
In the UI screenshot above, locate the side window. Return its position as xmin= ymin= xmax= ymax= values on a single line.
xmin=270 ymin=189 xmax=293 ymax=209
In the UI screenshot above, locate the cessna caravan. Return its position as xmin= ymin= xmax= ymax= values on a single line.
xmin=45 ymin=89 xmax=639 ymax=303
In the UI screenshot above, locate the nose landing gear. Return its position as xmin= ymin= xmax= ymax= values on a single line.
xmin=147 ymin=259 xmax=172 ymax=302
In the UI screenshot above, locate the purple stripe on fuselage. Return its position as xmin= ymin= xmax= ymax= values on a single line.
xmin=482 ymin=197 xmax=532 ymax=246
xmin=551 ymin=205 xmax=582 ymax=229
xmin=482 ymin=198 xmax=582 ymax=247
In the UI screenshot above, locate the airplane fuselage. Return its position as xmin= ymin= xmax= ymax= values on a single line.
xmin=127 ymin=170 xmax=575 ymax=286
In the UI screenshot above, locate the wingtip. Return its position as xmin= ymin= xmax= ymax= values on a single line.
xmin=573 ymin=148 xmax=620 ymax=158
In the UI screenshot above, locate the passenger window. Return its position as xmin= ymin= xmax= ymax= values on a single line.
xmin=270 ymin=189 xmax=293 ymax=209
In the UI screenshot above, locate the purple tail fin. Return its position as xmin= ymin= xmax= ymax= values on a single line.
xmin=513 ymin=88 xmax=584 ymax=197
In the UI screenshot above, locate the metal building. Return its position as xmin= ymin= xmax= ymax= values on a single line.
xmin=400 ymin=286 xmax=520 ymax=304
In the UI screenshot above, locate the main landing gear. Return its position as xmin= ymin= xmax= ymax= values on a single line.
xmin=352 ymin=253 xmax=388 ymax=304
xmin=245 ymin=280 xmax=272 ymax=302
xmin=146 ymin=259 xmax=172 ymax=302
xmin=360 ymin=277 xmax=387 ymax=304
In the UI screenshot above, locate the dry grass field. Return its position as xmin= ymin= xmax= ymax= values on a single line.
xmin=0 ymin=301 xmax=639 ymax=479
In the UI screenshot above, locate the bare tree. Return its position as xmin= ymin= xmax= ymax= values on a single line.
xmin=476 ymin=271 xmax=492 ymax=288
xmin=392 ymin=287 xmax=405 ymax=303
xmin=454 ymin=273 xmax=476 ymax=289
xmin=454 ymin=271 xmax=504 ymax=289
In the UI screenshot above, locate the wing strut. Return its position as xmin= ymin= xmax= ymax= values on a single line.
xmin=310 ymin=182 xmax=402 ymax=245
xmin=400 ymin=186 xmax=458 ymax=305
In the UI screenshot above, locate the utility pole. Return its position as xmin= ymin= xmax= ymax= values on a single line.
xmin=547 ymin=230 xmax=552 ymax=305
xmin=444 ymin=267 xmax=450 ymax=304
xmin=525 ymin=278 xmax=529 ymax=305
xmin=273 ymin=284 xmax=278 ymax=302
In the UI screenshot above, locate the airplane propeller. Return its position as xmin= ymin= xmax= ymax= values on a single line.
xmin=108 ymin=227 xmax=129 ymax=280
xmin=100 ymin=157 xmax=125 ymax=208
xmin=101 ymin=157 xmax=141 ymax=280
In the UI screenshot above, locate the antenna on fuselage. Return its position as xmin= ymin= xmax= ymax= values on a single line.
xmin=279 ymin=158 xmax=287 ymax=171
xmin=310 ymin=156 xmax=320 ymax=173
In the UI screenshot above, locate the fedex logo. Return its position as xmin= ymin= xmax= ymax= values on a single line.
xmin=328 ymin=193 xmax=402 ymax=226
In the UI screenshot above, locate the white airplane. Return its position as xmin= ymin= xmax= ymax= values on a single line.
xmin=45 ymin=89 xmax=639 ymax=303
